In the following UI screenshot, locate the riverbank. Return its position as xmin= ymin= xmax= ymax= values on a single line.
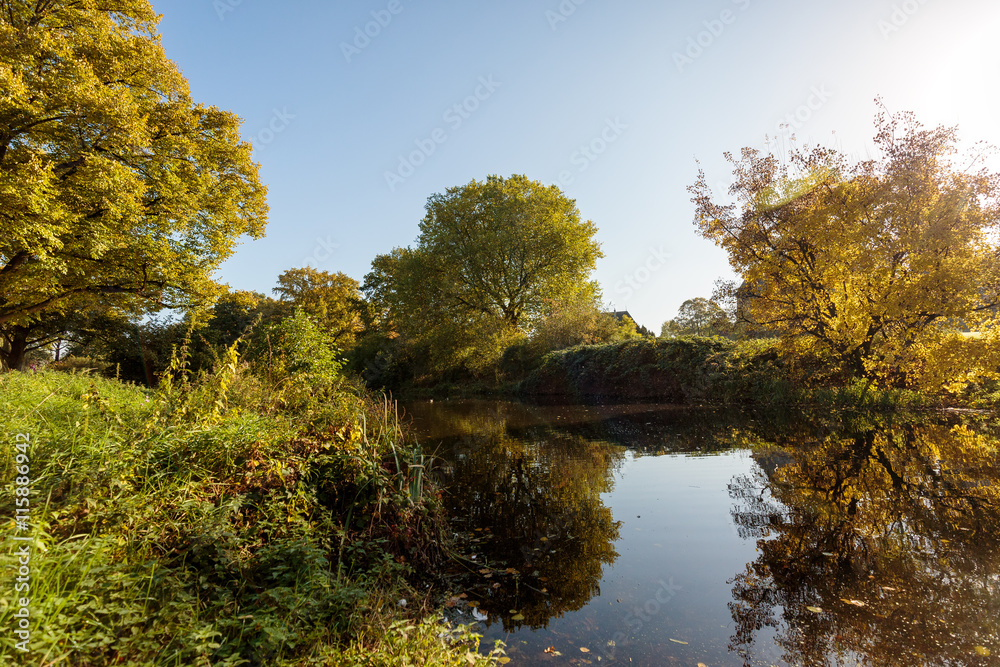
xmin=396 ymin=336 xmax=990 ymax=412
xmin=516 ymin=336 xmax=955 ymax=410
xmin=0 ymin=369 xmax=505 ymax=665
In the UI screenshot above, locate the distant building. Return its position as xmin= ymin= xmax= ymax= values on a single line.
xmin=607 ymin=310 xmax=634 ymax=322
xmin=604 ymin=310 xmax=655 ymax=338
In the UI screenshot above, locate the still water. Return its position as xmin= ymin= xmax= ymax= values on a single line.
xmin=405 ymin=400 xmax=1000 ymax=667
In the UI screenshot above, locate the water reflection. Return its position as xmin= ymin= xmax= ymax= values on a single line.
xmin=406 ymin=401 xmax=1000 ymax=666
xmin=729 ymin=417 xmax=1000 ymax=667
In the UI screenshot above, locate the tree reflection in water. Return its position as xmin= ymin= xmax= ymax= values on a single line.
xmin=728 ymin=416 xmax=1000 ymax=667
xmin=406 ymin=400 xmax=735 ymax=634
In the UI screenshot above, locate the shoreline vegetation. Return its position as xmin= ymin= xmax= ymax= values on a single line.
xmin=396 ymin=336 xmax=990 ymax=414
xmin=0 ymin=326 xmax=507 ymax=665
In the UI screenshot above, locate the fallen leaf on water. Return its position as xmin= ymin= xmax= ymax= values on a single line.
xmin=822 ymin=552 xmax=835 ymax=557
xmin=841 ymin=598 xmax=866 ymax=607
xmin=698 ymin=664 xmax=708 ymax=667
xmin=580 ymin=647 xmax=590 ymax=652
xmin=669 ymin=639 xmax=688 ymax=645
xmin=499 ymin=659 xmax=511 ymax=665
xmin=445 ymin=598 xmax=458 ymax=608
xmin=974 ymin=646 xmax=991 ymax=657
xmin=881 ymin=587 xmax=898 ymax=592
xmin=478 ymin=569 xmax=490 ymax=575
xmin=540 ymin=536 xmax=548 ymax=542
xmin=544 ymin=647 xmax=555 ymax=654
xmin=806 ymin=606 xmax=823 ymax=613
xmin=511 ymin=614 xmax=525 ymax=621
xmin=458 ymin=593 xmax=468 ymax=599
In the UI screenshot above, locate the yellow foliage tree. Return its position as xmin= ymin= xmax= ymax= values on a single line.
xmin=0 ymin=1 xmax=268 ymax=369
xmin=691 ymin=109 xmax=1000 ymax=388
xmin=273 ymin=268 xmax=365 ymax=349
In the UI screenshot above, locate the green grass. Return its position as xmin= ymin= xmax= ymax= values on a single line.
xmin=0 ymin=369 xmax=505 ymax=666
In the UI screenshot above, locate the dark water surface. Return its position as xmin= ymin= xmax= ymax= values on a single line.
xmin=404 ymin=400 xmax=1000 ymax=667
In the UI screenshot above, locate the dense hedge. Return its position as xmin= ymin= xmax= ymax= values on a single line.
xmin=517 ymin=336 xmax=794 ymax=404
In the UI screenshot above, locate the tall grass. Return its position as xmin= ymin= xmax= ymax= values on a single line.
xmin=0 ymin=359 xmax=504 ymax=666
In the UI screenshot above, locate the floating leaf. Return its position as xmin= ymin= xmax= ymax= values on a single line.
xmin=499 ymin=659 xmax=511 ymax=665
xmin=669 ymin=639 xmax=688 ymax=645
xmin=580 ymin=647 xmax=590 ymax=652
xmin=806 ymin=606 xmax=823 ymax=613
xmin=511 ymin=613 xmax=525 ymax=621
xmin=841 ymin=598 xmax=866 ymax=607
xmin=975 ymin=646 xmax=991 ymax=657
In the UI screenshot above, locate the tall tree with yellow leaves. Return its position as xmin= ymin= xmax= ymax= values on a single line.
xmin=691 ymin=109 xmax=1000 ymax=388
xmin=0 ymin=0 xmax=268 ymax=369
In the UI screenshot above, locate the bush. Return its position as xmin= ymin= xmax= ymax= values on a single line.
xmin=0 ymin=356 xmax=504 ymax=665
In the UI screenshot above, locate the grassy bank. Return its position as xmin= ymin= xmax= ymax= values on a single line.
xmin=0 ymin=366 xmax=505 ymax=665
xmin=516 ymin=336 xmax=935 ymax=411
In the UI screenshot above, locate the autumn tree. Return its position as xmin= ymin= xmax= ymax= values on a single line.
xmin=0 ymin=0 xmax=268 ymax=370
xmin=363 ymin=175 xmax=604 ymax=377
xmin=691 ymin=110 xmax=1000 ymax=385
xmin=273 ymin=268 xmax=364 ymax=348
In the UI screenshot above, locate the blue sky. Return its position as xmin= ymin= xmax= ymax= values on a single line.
xmin=151 ymin=0 xmax=1000 ymax=332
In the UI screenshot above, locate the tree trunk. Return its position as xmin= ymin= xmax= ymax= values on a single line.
xmin=138 ymin=326 xmax=155 ymax=387
xmin=0 ymin=327 xmax=29 ymax=371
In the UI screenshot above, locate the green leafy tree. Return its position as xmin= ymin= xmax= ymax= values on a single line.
xmin=529 ymin=291 xmax=626 ymax=354
xmin=691 ymin=110 xmax=1000 ymax=385
xmin=0 ymin=0 xmax=268 ymax=370
xmin=364 ymin=175 xmax=604 ymax=379
xmin=660 ymin=297 xmax=732 ymax=338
